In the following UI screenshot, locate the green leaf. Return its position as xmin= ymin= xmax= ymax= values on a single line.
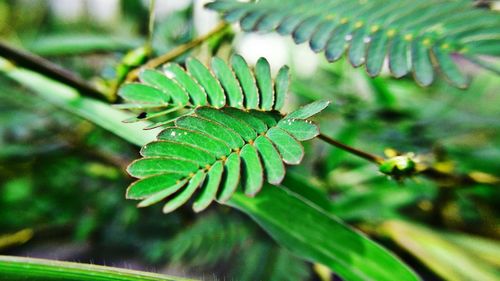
xmin=250 ymin=110 xmax=280 ymax=127
xmin=255 ymin=57 xmax=274 ymax=110
xmin=196 ymin=107 xmax=256 ymax=142
xmin=226 ymin=186 xmax=420 ymax=281
xmin=118 ymin=55 xmax=290 ymax=122
xmin=325 ymin=24 xmax=351 ymax=62
xmin=266 ymin=127 xmax=304 ymax=165
xmin=274 ymin=66 xmax=289 ymax=111
xmin=310 ymin=21 xmax=337 ymax=52
xmin=157 ymin=127 xmax=231 ymax=157
xmin=0 ymin=255 xmax=194 ymax=281
xmin=278 ymin=119 xmax=319 ymax=141
xmin=381 ymin=220 xmax=499 ymax=281
xmin=126 ymin=105 xmax=322 ymax=212
xmin=141 ymin=141 xmax=216 ymax=166
xmin=193 ymin=160 xmax=224 ymax=212
xmin=163 ymin=63 xmax=208 ymax=106
xmin=366 ymin=30 xmax=389 ymax=77
xmin=285 ymin=100 xmax=330 ymax=120
xmin=139 ymin=69 xmax=190 ymax=106
xmin=163 ymin=171 xmax=206 ymax=213
xmin=348 ymin=26 xmax=370 ymax=67
xmin=186 ymin=58 xmax=226 ymax=108
xmin=432 ymin=46 xmax=469 ymax=88
xmin=127 ymin=158 xmax=198 ymax=178
xmin=412 ymin=39 xmax=434 ymax=86
xmin=231 ymin=54 xmax=259 ymax=109
xmin=217 ymin=153 xmax=241 ymax=202
xmin=211 ymin=57 xmax=243 ymax=107
xmin=222 ymin=107 xmax=267 ymax=133
xmin=118 ymin=83 xmax=169 ymax=105
xmin=240 ymin=144 xmax=264 ymax=196
xmin=176 ymin=116 xmax=244 ymax=150
xmin=207 ymin=0 xmax=500 ymax=87
xmin=254 ymin=136 xmax=286 ymax=185
xmin=443 ymin=231 xmax=500 ymax=268
xmin=137 ymin=178 xmax=189 ymax=208
xmin=127 ymin=173 xmax=185 ymax=199
xmin=389 ymin=35 xmax=411 ymax=78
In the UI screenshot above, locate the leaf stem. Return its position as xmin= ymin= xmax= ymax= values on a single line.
xmin=146 ymin=0 xmax=156 ymax=52
xmin=0 ymin=41 xmax=108 ymax=101
xmin=126 ymin=22 xmax=229 ymax=82
xmin=318 ymin=133 xmax=499 ymax=186
xmin=318 ymin=133 xmax=385 ymax=164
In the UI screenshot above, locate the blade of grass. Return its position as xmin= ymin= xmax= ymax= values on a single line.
xmin=0 ymin=255 xmax=196 ymax=281
xmin=380 ymin=220 xmax=499 ymax=281
xmin=226 ymin=187 xmax=420 ymax=281
xmin=0 ymin=58 xmax=159 ymax=146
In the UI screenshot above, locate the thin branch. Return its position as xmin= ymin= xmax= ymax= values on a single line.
xmin=146 ymin=0 xmax=156 ymax=52
xmin=318 ymin=133 xmax=499 ymax=186
xmin=126 ymin=22 xmax=229 ymax=82
xmin=0 ymin=41 xmax=108 ymax=101
xmin=318 ymin=133 xmax=385 ymax=164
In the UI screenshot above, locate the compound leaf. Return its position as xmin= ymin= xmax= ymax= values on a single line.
xmin=126 ymin=104 xmax=324 ymax=212
xmin=207 ymin=0 xmax=500 ymax=87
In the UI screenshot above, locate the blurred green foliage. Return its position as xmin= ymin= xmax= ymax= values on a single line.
xmin=0 ymin=1 xmax=499 ymax=280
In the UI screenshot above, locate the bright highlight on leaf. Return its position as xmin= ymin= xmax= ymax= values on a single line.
xmin=206 ymin=0 xmax=500 ymax=88
xmin=126 ymin=104 xmax=327 ymax=213
xmin=117 ymin=55 xmax=289 ymax=121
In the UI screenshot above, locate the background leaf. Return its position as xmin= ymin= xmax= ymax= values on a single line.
xmin=0 ymin=58 xmax=160 ymax=146
xmin=381 ymin=220 xmax=500 ymax=281
xmin=227 ymin=186 xmax=420 ymax=281
xmin=207 ymin=0 xmax=500 ymax=87
xmin=0 ymin=255 xmax=194 ymax=281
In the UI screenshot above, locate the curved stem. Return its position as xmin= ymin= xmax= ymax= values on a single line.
xmin=0 ymin=255 xmax=194 ymax=281
xmin=318 ymin=133 xmax=385 ymax=164
xmin=0 ymin=41 xmax=108 ymax=101
xmin=126 ymin=23 xmax=229 ymax=82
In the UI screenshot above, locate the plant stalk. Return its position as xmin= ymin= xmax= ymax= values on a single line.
xmin=125 ymin=22 xmax=229 ymax=82
xmin=318 ymin=133 xmax=385 ymax=164
xmin=146 ymin=0 xmax=156 ymax=52
xmin=0 ymin=41 xmax=108 ymax=102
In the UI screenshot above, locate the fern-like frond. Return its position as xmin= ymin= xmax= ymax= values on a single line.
xmin=165 ymin=212 xmax=310 ymax=281
xmin=117 ymin=54 xmax=289 ymax=127
xmin=206 ymin=0 xmax=500 ymax=88
xmin=125 ymin=100 xmax=329 ymax=213
xmin=166 ymin=212 xmax=251 ymax=267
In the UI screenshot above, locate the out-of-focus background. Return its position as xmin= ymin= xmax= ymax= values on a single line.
xmin=0 ymin=1 xmax=499 ymax=280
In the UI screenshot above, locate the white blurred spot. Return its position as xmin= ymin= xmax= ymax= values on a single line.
xmin=291 ymin=42 xmax=319 ymax=78
xmin=49 ymin=0 xmax=84 ymax=22
xmin=142 ymin=0 xmax=190 ymax=20
xmin=235 ymin=33 xmax=289 ymax=74
xmin=87 ymin=0 xmax=120 ymax=25
xmin=194 ymin=0 xmax=220 ymax=35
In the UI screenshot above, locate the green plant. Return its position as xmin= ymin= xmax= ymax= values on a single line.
xmin=0 ymin=1 xmax=499 ymax=281
xmin=207 ymin=0 xmax=500 ymax=87
xmin=121 ymin=56 xmax=328 ymax=211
